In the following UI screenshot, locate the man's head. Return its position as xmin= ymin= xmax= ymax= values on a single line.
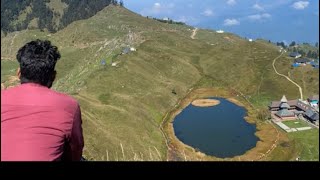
xmin=16 ymin=39 xmax=61 ymax=88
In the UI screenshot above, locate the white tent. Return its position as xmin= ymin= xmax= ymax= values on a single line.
xmin=216 ymin=30 xmax=224 ymax=33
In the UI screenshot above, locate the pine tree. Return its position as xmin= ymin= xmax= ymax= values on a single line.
xmin=112 ymin=0 xmax=118 ymax=5
xmin=289 ymin=41 xmax=296 ymax=47
xmin=307 ymin=50 xmax=312 ymax=58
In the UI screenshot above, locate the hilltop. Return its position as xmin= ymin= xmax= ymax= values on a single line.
xmin=1 ymin=5 xmax=319 ymax=161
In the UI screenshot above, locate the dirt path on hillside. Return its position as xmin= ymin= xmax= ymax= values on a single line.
xmin=1 ymin=56 xmax=14 ymax=60
xmin=272 ymin=52 xmax=304 ymax=100
xmin=191 ymin=28 xmax=198 ymax=39
xmin=256 ymin=121 xmax=281 ymax=160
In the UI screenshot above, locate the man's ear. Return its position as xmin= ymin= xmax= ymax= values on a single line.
xmin=16 ymin=68 xmax=21 ymax=79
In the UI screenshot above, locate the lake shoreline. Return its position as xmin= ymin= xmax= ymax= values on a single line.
xmin=175 ymin=97 xmax=258 ymax=158
xmin=164 ymin=88 xmax=281 ymax=161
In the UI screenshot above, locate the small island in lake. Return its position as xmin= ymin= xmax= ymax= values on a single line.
xmin=191 ymin=99 xmax=220 ymax=107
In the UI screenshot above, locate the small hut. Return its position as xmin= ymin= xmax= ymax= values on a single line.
xmin=101 ymin=60 xmax=106 ymax=66
xmin=122 ymin=47 xmax=131 ymax=55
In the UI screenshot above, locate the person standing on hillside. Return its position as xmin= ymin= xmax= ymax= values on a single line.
xmin=1 ymin=40 xmax=84 ymax=161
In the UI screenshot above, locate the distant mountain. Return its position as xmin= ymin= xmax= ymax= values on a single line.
xmin=1 ymin=0 xmax=116 ymax=33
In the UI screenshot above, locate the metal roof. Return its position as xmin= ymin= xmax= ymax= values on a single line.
xmin=276 ymin=109 xmax=295 ymax=117
xmin=308 ymin=95 xmax=319 ymax=101
xmin=289 ymin=52 xmax=301 ymax=57
xmin=269 ymin=100 xmax=298 ymax=108
xmin=305 ymin=110 xmax=319 ymax=121
xmin=280 ymin=102 xmax=290 ymax=109
xmin=294 ymin=58 xmax=310 ymax=63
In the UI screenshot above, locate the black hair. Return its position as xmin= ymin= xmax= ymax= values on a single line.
xmin=16 ymin=39 xmax=61 ymax=87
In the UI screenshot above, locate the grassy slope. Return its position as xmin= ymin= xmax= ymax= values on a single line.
xmin=1 ymin=60 xmax=19 ymax=83
xmin=1 ymin=6 xmax=319 ymax=161
xmin=195 ymin=31 xmax=319 ymax=106
xmin=288 ymin=129 xmax=319 ymax=161
xmin=275 ymin=55 xmax=319 ymax=100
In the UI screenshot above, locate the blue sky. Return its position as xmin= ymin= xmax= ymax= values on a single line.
xmin=125 ymin=0 xmax=319 ymax=44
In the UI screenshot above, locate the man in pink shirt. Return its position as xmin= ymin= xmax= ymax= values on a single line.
xmin=1 ymin=40 xmax=84 ymax=161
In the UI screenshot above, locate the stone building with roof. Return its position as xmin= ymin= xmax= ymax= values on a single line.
xmin=269 ymin=95 xmax=319 ymax=124
xmin=273 ymin=95 xmax=296 ymax=120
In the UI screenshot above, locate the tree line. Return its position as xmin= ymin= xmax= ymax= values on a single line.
xmin=1 ymin=0 xmax=125 ymax=34
xmin=150 ymin=17 xmax=186 ymax=26
xmin=275 ymin=41 xmax=319 ymax=59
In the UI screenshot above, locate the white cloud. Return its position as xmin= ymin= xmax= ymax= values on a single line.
xmin=248 ymin=14 xmax=262 ymax=20
xmin=248 ymin=13 xmax=272 ymax=21
xmin=150 ymin=3 xmax=162 ymax=14
xmin=292 ymin=1 xmax=309 ymax=10
xmin=154 ymin=2 xmax=161 ymax=9
xmin=262 ymin=13 xmax=271 ymax=18
xmin=253 ymin=3 xmax=265 ymax=11
xmin=140 ymin=2 xmax=175 ymax=16
xmin=223 ymin=18 xmax=240 ymax=26
xmin=227 ymin=0 xmax=236 ymax=6
xmin=202 ymin=9 xmax=214 ymax=17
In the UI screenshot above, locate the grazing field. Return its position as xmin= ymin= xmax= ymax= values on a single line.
xmin=1 ymin=60 xmax=18 ymax=83
xmin=288 ymin=129 xmax=319 ymax=161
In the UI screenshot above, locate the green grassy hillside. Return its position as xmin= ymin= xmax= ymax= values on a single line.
xmin=1 ymin=5 xmax=318 ymax=161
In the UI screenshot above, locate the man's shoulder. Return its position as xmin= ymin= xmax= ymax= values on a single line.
xmin=1 ymin=86 xmax=20 ymax=96
xmin=50 ymin=90 xmax=79 ymax=107
xmin=1 ymin=84 xmax=80 ymax=109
